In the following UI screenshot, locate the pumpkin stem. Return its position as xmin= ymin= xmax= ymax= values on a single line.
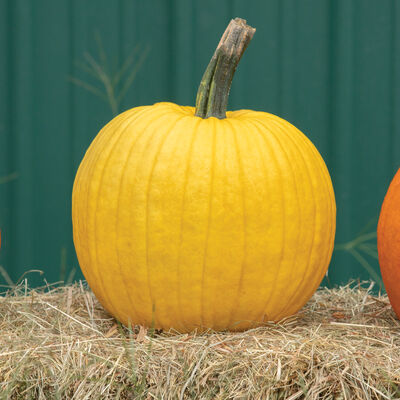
xmin=195 ymin=18 xmax=255 ymax=119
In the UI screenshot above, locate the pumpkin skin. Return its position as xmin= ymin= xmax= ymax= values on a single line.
xmin=72 ymin=102 xmax=336 ymax=332
xmin=377 ymin=168 xmax=400 ymax=318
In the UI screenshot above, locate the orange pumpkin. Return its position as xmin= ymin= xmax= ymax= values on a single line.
xmin=377 ymin=168 xmax=400 ymax=317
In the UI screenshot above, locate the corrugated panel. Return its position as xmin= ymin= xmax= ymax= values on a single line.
xmin=0 ymin=0 xmax=399 ymax=288
xmin=0 ymin=0 xmax=13 ymax=283
xmin=8 ymin=0 xmax=36 ymax=282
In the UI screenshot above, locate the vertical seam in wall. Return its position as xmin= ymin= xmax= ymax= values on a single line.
xmin=390 ymin=0 xmax=396 ymax=172
xmin=293 ymin=0 xmax=298 ymax=123
xmin=327 ymin=0 xmax=335 ymax=173
xmin=27 ymin=0 xmax=34 ymax=267
xmin=31 ymin=1 xmax=35 ymax=266
xmin=70 ymin=2 xmax=74 ymax=192
xmin=169 ymin=0 xmax=175 ymax=102
xmin=326 ymin=0 xmax=336 ymax=287
xmin=83 ymin=2 xmax=88 ymax=143
xmin=8 ymin=0 xmax=15 ymax=272
xmin=191 ymin=0 xmax=196 ymax=102
xmin=277 ymin=0 xmax=282 ymax=116
xmin=350 ymin=0 xmax=356 ymax=238
xmin=69 ymin=0 xmax=74 ymax=273
xmin=119 ymin=0 xmax=123 ymax=86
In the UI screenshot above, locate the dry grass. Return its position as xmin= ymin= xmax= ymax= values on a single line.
xmin=1 ymin=281 xmax=400 ymax=399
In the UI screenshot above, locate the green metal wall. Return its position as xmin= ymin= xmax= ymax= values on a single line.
xmin=1 ymin=0 xmax=399 ymax=288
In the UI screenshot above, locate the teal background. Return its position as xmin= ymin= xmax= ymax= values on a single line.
xmin=1 ymin=0 xmax=399 ymax=288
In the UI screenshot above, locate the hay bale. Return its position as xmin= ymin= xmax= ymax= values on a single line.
xmin=1 ymin=281 xmax=400 ymax=399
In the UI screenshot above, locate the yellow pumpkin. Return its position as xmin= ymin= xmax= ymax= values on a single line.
xmin=72 ymin=18 xmax=336 ymax=332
